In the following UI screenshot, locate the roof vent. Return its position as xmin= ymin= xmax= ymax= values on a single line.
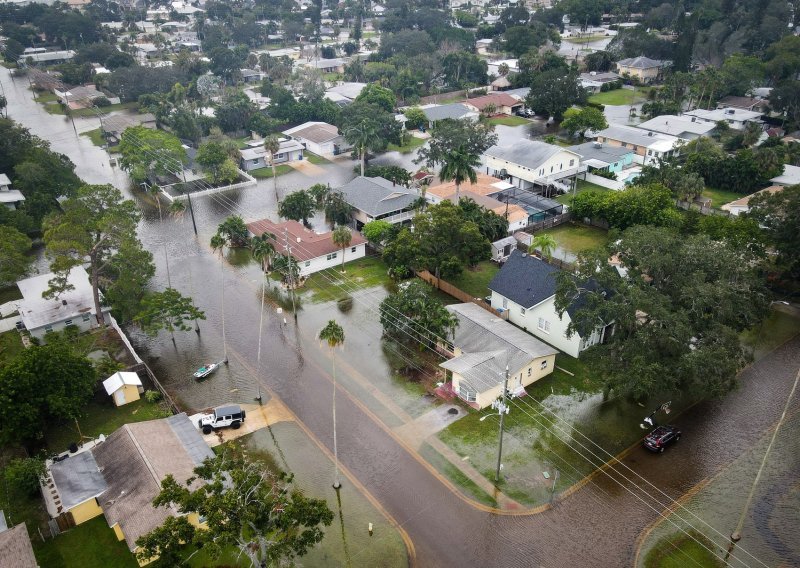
xmin=296 ymin=237 xmax=301 ymax=243
xmin=691 ymin=117 xmax=696 ymax=122
xmin=726 ymin=109 xmax=734 ymax=115
xmin=593 ymin=141 xmax=602 ymax=148
xmin=647 ymin=131 xmax=654 ymax=137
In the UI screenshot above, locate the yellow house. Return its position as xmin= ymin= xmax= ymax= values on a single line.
xmin=102 ymin=371 xmax=144 ymax=406
xmin=440 ymin=303 xmax=558 ymax=409
xmin=43 ymin=414 xmax=214 ymax=564
xmin=615 ymin=56 xmax=671 ymax=83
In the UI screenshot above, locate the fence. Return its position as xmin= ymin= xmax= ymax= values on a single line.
xmin=160 ymin=170 xmax=257 ymax=203
xmin=676 ymin=199 xmax=732 ymax=217
xmin=523 ymin=212 xmax=572 ymax=233
xmin=584 ymin=171 xmax=625 ymax=190
xmin=416 ymin=270 xmax=497 ymax=315
xmin=126 ymin=361 xmax=181 ymax=414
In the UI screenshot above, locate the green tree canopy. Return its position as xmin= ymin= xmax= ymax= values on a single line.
xmin=560 ymin=106 xmax=608 ymax=138
xmin=415 ymin=118 xmax=498 ymax=170
xmin=118 ymin=127 xmax=188 ymax=183
xmin=278 ymin=191 xmax=315 ymax=225
xmin=568 ymin=184 xmax=681 ymax=230
xmin=354 ymin=83 xmax=397 ymax=113
xmin=379 ymin=280 xmax=458 ymax=349
xmin=138 ymin=288 xmax=206 ymax=340
xmin=748 ymin=184 xmax=800 ymax=279
xmin=213 ymin=215 xmax=250 ymax=248
xmin=439 ymin=144 xmax=479 ymax=203
xmin=363 ymin=220 xmax=393 ymax=247
xmin=524 ymin=69 xmax=587 ymax=120
xmin=0 ymin=225 xmax=31 ymax=287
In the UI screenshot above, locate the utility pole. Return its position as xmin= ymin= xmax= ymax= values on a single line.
xmin=494 ymin=366 xmax=510 ymax=483
xmin=284 ymin=228 xmax=298 ymax=321
xmin=180 ymin=170 xmax=198 ymax=236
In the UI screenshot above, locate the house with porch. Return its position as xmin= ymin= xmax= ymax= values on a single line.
xmin=15 ymin=266 xmax=111 ymax=342
xmin=484 ymin=140 xmax=582 ymax=193
xmin=439 ymin=303 xmax=557 ymax=409
xmin=282 ymin=121 xmax=351 ymax=156
xmin=684 ymin=107 xmax=763 ymax=131
xmin=42 ymin=414 xmax=214 ymax=562
xmin=0 ymin=173 xmax=25 ymax=210
xmin=336 ymin=176 xmax=419 ymax=228
xmin=246 ymin=219 xmax=367 ymax=277
xmin=239 ymin=138 xmax=304 ymax=171
xmin=488 ymin=250 xmax=614 ymax=358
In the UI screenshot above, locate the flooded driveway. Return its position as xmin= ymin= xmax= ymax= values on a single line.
xmin=4 ymin=67 xmax=799 ymax=567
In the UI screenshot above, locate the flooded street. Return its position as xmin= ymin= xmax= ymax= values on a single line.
xmin=4 ymin=66 xmax=800 ymax=567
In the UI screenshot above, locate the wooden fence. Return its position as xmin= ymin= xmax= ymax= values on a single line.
xmin=676 ymin=199 xmax=732 ymax=217
xmin=523 ymin=212 xmax=572 ymax=233
xmin=126 ymin=361 xmax=181 ymax=415
xmin=416 ymin=270 xmax=498 ymax=315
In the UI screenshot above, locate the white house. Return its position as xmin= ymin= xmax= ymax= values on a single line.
xmin=336 ymin=176 xmax=419 ymax=228
xmin=440 ymin=303 xmax=557 ymax=409
xmin=102 ymin=371 xmax=144 ymax=407
xmin=721 ymin=185 xmax=784 ymax=216
xmin=246 ymin=219 xmax=367 ymax=277
xmin=15 ymin=266 xmax=111 ymax=342
xmin=636 ymin=115 xmax=716 ymax=141
xmin=0 ymin=173 xmax=25 ymax=210
xmin=487 ymin=250 xmax=614 ymax=358
xmin=239 ymin=138 xmax=304 ymax=171
xmin=684 ymin=107 xmax=763 ymax=131
xmin=282 ymin=121 xmax=351 ymax=156
xmin=593 ymin=125 xmax=681 ymax=166
xmin=770 ymin=164 xmax=800 ymax=187
xmin=485 ymin=140 xmax=583 ymax=193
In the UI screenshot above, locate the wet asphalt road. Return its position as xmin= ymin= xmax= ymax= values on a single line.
xmin=4 ymin=68 xmax=799 ymax=567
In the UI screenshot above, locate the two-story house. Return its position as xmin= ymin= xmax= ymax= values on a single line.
xmin=485 ymin=140 xmax=583 ymax=193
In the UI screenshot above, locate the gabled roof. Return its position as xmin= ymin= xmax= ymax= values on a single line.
xmin=0 ymin=524 xmax=37 ymax=568
xmin=485 ymin=140 xmax=578 ymax=171
xmin=16 ymin=266 xmax=108 ymax=330
xmin=464 ymin=93 xmax=522 ymax=110
xmin=770 ymin=164 xmax=800 ymax=186
xmin=721 ymin=186 xmax=784 ymax=212
xmin=420 ymin=103 xmax=477 ymax=122
xmin=442 ymin=303 xmax=557 ymax=392
xmin=102 ymin=371 xmax=143 ymax=395
xmin=636 ymin=115 xmax=716 ymax=138
xmin=282 ymin=121 xmax=341 ymax=144
xmin=336 ymin=176 xmax=418 ymax=217
xmin=246 ymin=219 xmax=366 ymax=261
xmin=596 ymin=124 xmax=679 ymax=148
xmin=488 ymin=249 xmax=559 ymax=309
xmin=568 ymin=141 xmax=634 ymax=164
xmin=616 ymin=56 xmax=670 ymax=69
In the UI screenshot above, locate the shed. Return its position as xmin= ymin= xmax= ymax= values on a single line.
xmin=102 ymin=371 xmax=144 ymax=406
xmin=491 ymin=236 xmax=518 ymax=262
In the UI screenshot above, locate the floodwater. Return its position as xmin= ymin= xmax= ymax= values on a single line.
xmin=4 ymin=67 xmax=799 ymax=567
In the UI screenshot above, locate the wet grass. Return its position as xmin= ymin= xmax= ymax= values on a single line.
xmin=741 ymin=307 xmax=800 ymax=361
xmin=0 ymin=331 xmax=24 ymax=364
xmin=34 ymin=91 xmax=58 ymax=103
xmin=418 ymin=442 xmax=498 ymax=508
xmin=485 ymin=115 xmax=530 ymax=127
xmin=305 ymin=151 xmax=331 ymax=165
xmin=642 ymin=531 xmax=723 ymax=568
xmin=33 ymin=516 xmax=138 ymax=568
xmin=80 ymin=127 xmax=106 ymax=147
xmin=301 ymin=255 xmax=391 ymax=303
xmin=588 ymin=87 xmax=652 ymax=106
xmin=249 ymin=164 xmax=293 ymax=178
xmin=386 ymin=135 xmax=425 ymax=153
xmin=701 ymin=186 xmax=743 ymax=209
xmin=538 ymin=222 xmax=610 ymax=262
xmin=71 ymin=102 xmax=138 ymax=117
xmin=448 ymin=260 xmax=499 ymax=299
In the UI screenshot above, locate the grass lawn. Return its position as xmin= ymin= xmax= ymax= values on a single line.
xmin=588 ymin=87 xmax=651 ymax=106
xmin=564 ymin=34 xmax=611 ymax=43
xmin=448 ymin=260 xmax=499 ymax=299
xmin=643 ymin=531 xmax=723 ymax=568
xmin=0 ymin=285 xmax=22 ymax=305
xmin=249 ymin=164 xmax=293 ymax=178
xmin=418 ymin=442 xmax=498 ymax=508
xmin=305 ymin=151 xmax=331 ymax=165
xmin=387 ymin=135 xmax=425 ymax=154
xmin=80 ymin=128 xmax=106 ymax=147
xmin=34 ymin=516 xmax=139 ymax=568
xmin=554 ymin=178 xmax=609 ymax=205
xmin=45 ymin=395 xmax=171 ymax=453
xmin=538 ymin=222 xmax=610 ymax=262
xmin=741 ymin=306 xmax=800 ymax=361
xmin=43 ymin=102 xmax=66 ymax=115
xmin=301 ymin=255 xmax=391 ymax=303
xmin=71 ymin=102 xmax=138 ymax=117
xmin=701 ymin=186 xmax=743 ymax=209
xmin=0 ymin=331 xmax=25 ymax=364
xmin=485 ymin=115 xmax=529 ymax=127
xmin=34 ymin=91 xmax=59 ymax=103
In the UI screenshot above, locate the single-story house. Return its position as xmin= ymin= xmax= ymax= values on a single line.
xmin=308 ymin=58 xmax=345 ymax=73
xmin=769 ymin=164 xmax=800 ymax=187
xmin=721 ymin=185 xmax=784 ymax=216
xmin=239 ymin=68 xmax=263 ymax=83
xmin=593 ymin=125 xmax=680 ymax=165
xmin=426 ymin=174 xmax=527 ymax=232
xmin=246 ymin=218 xmax=367 ymax=277
xmin=491 ymin=236 xmax=518 ymax=262
xmin=463 ymin=93 xmax=522 ymax=116
xmin=635 ymin=114 xmax=716 ymax=140
xmin=488 ymin=250 xmax=614 ymax=358
xmin=42 ymin=414 xmax=213 ymax=560
xmin=102 ymin=371 xmax=144 ymax=407
xmin=579 ymin=71 xmax=619 ymax=93
xmin=101 ymin=112 xmax=157 ymax=145
xmin=418 ymin=103 xmax=479 ymax=128
xmin=55 ymin=84 xmax=118 ymax=109
xmin=0 ymin=173 xmax=25 ymax=210
xmin=615 ymin=56 xmax=670 ymax=83
xmin=336 ymin=176 xmax=419 ymax=228
xmin=684 ymin=107 xmax=763 ymax=131
xmin=282 ymin=121 xmax=351 ymax=156
xmin=18 ymin=49 xmax=75 ymax=66
xmin=567 ymin=141 xmax=635 ymax=174
xmin=239 ymin=138 xmax=304 ymax=171
xmin=0 ymin=523 xmax=37 ymax=568
xmin=15 ymin=266 xmax=111 ymax=341
xmin=485 ymin=140 xmax=582 ymax=192
xmin=440 ymin=303 xmax=557 ymax=409
xmin=716 ymin=96 xmax=768 ymax=113
xmin=326 ymin=82 xmax=367 ymax=101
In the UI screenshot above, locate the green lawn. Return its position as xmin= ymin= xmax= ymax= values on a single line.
xmin=485 ymin=115 xmax=529 ymax=127
xmin=34 ymin=516 xmax=139 ymax=568
xmin=418 ymin=442 xmax=498 ymax=508
xmin=71 ymin=102 xmax=138 ymax=117
xmin=34 ymin=91 xmax=59 ymax=103
xmin=588 ymin=87 xmax=651 ymax=106
xmin=643 ymin=531 xmax=723 ymax=568
xmin=387 ymin=135 xmax=426 ymax=153
xmin=0 ymin=285 xmax=22 ymax=305
xmin=249 ymin=164 xmax=293 ymax=178
xmin=43 ymin=102 xmax=66 ymax=115
xmin=301 ymin=255 xmax=391 ymax=303
xmin=0 ymin=331 xmax=24 ymax=364
xmin=448 ymin=260 xmax=499 ymax=299
xmin=741 ymin=306 xmax=800 ymax=361
xmin=305 ymin=151 xmax=331 ymax=165
xmin=80 ymin=128 xmax=106 ymax=147
xmin=701 ymin=186 xmax=743 ymax=209
xmin=45 ymin=395 xmax=171 ymax=453
xmin=538 ymin=222 xmax=610 ymax=262
xmin=554 ymin=178 xmax=609 ymax=205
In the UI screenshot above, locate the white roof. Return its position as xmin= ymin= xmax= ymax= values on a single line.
xmin=770 ymin=164 xmax=800 ymax=186
xmin=103 ymin=371 xmax=142 ymax=395
xmin=0 ymin=173 xmax=11 ymax=186
xmin=685 ymin=107 xmax=762 ymax=123
xmin=636 ymin=115 xmax=716 ymax=138
xmin=0 ymin=189 xmax=25 ymax=203
xmin=16 ymin=266 xmax=108 ymax=330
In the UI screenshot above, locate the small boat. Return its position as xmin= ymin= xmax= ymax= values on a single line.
xmin=193 ymin=362 xmax=219 ymax=379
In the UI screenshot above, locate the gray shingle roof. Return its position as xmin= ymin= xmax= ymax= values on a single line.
xmin=337 ymin=176 xmax=418 ymax=217
xmin=442 ymin=303 xmax=557 ymax=391
xmin=568 ymin=141 xmax=634 ymax=164
xmin=488 ymin=249 xmax=560 ymax=309
xmin=486 ymin=140 xmax=576 ymax=171
xmin=0 ymin=524 xmax=37 ymax=568
xmin=50 ymin=451 xmax=108 ymax=511
xmin=617 ymin=56 xmax=670 ymax=69
xmin=421 ymin=103 xmax=475 ymax=122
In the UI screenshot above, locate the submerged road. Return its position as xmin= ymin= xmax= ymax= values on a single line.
xmin=4 ymin=67 xmax=798 ymax=567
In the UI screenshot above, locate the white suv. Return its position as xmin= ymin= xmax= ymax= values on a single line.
xmin=198 ymin=404 xmax=246 ymax=434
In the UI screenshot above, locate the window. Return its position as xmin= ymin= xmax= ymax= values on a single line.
xmin=45 ymin=325 xmax=53 ymax=332
xmin=82 ymin=313 xmax=91 ymax=322
xmin=632 ymin=146 xmax=638 ymax=152
xmin=64 ymin=319 xmax=73 ymax=326
xmin=540 ymin=360 xmax=548 ymax=370
xmin=527 ymin=367 xmax=531 ymax=377
xmin=647 ymin=150 xmax=653 ymax=156
xmin=550 ymin=166 xmax=554 ymax=173
xmin=326 ymin=252 xmax=338 ymax=260
xmin=620 ymin=142 xmax=627 ymax=148
xmin=351 ymin=247 xmax=356 ymax=253
xmin=569 ymin=159 xmax=575 ymax=167
xmin=458 ymin=383 xmax=477 ymax=403
xmin=520 ymin=307 xmax=526 ymax=315
xmin=502 ymin=297 xmax=508 ymax=309
xmin=537 ymin=317 xmax=550 ymax=333
xmin=305 ymin=261 xmax=311 ymax=267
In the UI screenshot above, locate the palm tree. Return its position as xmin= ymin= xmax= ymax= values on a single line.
xmin=345 ymin=119 xmax=380 ymax=176
xmin=532 ymin=234 xmax=557 ymax=260
xmin=251 ymin=233 xmax=276 ymax=273
xmin=319 ymin=319 xmax=345 ymax=489
xmin=148 ymin=183 xmax=163 ymax=220
xmin=168 ymin=200 xmax=186 ymax=219
xmin=264 ymin=134 xmax=281 ymax=199
xmin=331 ymin=226 xmax=352 ymax=272
xmin=439 ymin=144 xmax=480 ymax=204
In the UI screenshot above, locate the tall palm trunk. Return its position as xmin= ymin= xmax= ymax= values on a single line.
xmin=360 ymin=144 xmax=366 ymax=176
xmin=270 ymin=152 xmax=278 ymax=200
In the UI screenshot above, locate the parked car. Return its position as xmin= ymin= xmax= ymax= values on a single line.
xmin=643 ymin=425 xmax=681 ymax=453
xmin=198 ymin=404 xmax=246 ymax=434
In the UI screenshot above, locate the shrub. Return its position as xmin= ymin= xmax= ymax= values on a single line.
xmin=93 ymin=96 xmax=111 ymax=107
xmin=144 ymin=389 xmax=162 ymax=403
xmin=5 ymin=457 xmax=45 ymax=496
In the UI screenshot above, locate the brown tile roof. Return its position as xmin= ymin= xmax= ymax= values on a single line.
xmin=721 ymin=185 xmax=784 ymax=211
xmin=0 ymin=524 xmax=37 ymax=568
xmin=464 ymin=93 xmax=522 ymax=110
xmin=427 ymin=173 xmax=508 ymax=198
xmin=443 ymin=191 xmax=528 ymax=224
xmin=247 ymin=219 xmax=366 ymax=262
